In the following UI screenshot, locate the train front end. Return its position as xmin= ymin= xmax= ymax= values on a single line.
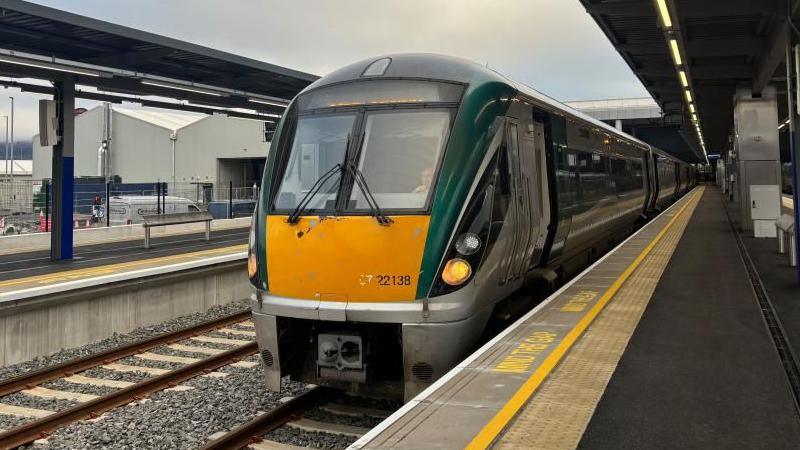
xmin=248 ymin=55 xmax=516 ymax=399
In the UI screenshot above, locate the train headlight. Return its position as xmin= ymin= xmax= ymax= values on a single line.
xmin=247 ymin=218 xmax=259 ymax=281
xmin=442 ymin=258 xmax=472 ymax=286
xmin=247 ymin=252 xmax=258 ymax=279
xmin=455 ymin=233 xmax=481 ymax=256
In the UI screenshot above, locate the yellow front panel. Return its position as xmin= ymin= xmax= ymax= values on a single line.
xmin=266 ymin=215 xmax=430 ymax=302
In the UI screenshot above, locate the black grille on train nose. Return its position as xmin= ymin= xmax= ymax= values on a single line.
xmin=261 ymin=349 xmax=274 ymax=367
xmin=412 ymin=362 xmax=434 ymax=381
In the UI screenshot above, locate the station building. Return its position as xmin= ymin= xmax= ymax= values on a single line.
xmin=32 ymin=104 xmax=270 ymax=190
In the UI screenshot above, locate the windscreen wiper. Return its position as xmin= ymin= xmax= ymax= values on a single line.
xmin=287 ymin=163 xmax=343 ymax=224
xmin=347 ymin=162 xmax=393 ymax=226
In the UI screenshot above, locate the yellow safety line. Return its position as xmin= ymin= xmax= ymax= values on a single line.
xmin=465 ymin=187 xmax=704 ymax=450
xmin=0 ymin=244 xmax=246 ymax=290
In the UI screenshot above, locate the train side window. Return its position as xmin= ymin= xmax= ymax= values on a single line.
xmin=506 ymin=122 xmax=521 ymax=200
xmin=630 ymin=160 xmax=644 ymax=191
xmin=578 ymin=151 xmax=608 ymax=202
xmin=556 ymin=146 xmax=579 ymax=208
xmin=610 ymin=158 xmax=627 ymax=193
xmin=497 ymin=141 xmax=512 ymax=196
xmin=491 ymin=142 xmax=512 ymax=223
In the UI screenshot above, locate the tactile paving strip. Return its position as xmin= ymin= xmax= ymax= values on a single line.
xmin=494 ymin=188 xmax=704 ymax=450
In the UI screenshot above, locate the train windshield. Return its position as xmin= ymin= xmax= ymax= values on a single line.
xmin=349 ymin=110 xmax=449 ymax=210
xmin=273 ymin=80 xmax=461 ymax=214
xmin=273 ymin=114 xmax=355 ymax=211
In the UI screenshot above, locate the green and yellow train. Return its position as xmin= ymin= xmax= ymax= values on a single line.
xmin=247 ymin=54 xmax=695 ymax=400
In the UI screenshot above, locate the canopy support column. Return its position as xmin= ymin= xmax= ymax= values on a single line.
xmin=50 ymin=78 xmax=75 ymax=260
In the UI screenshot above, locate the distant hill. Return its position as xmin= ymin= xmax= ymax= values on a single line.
xmin=0 ymin=141 xmax=32 ymax=160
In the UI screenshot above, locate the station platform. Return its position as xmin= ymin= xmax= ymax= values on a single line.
xmin=352 ymin=186 xmax=800 ymax=449
xmin=0 ymin=226 xmax=247 ymax=302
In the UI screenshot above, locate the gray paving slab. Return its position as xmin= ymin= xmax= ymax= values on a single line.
xmin=579 ymin=188 xmax=800 ymax=450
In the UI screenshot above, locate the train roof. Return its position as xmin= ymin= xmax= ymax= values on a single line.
xmin=303 ymin=53 xmax=505 ymax=91
xmin=304 ymin=53 xmax=687 ymax=165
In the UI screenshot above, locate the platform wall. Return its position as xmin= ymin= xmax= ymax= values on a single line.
xmin=0 ymin=261 xmax=251 ymax=366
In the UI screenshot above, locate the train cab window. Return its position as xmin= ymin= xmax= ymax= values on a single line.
xmin=273 ymin=114 xmax=356 ymax=211
xmin=349 ymin=110 xmax=450 ymax=211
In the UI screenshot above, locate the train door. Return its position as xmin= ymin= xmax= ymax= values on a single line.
xmin=642 ymin=152 xmax=653 ymax=213
xmin=652 ymin=153 xmax=661 ymax=204
xmin=516 ymin=119 xmax=542 ymax=272
xmin=528 ymin=121 xmax=549 ymax=267
xmin=642 ymin=151 xmax=653 ymax=212
xmin=501 ymin=120 xmax=532 ymax=282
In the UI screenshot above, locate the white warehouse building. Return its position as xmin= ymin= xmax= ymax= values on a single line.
xmin=33 ymin=104 xmax=270 ymax=191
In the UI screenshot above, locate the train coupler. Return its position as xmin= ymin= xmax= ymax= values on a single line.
xmin=316 ymin=334 xmax=368 ymax=383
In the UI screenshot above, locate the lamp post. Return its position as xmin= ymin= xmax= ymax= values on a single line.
xmin=3 ymin=115 xmax=7 ymax=180
xmin=8 ymin=97 xmax=13 ymax=179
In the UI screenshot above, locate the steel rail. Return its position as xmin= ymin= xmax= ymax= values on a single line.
xmin=0 ymin=310 xmax=251 ymax=397
xmin=0 ymin=342 xmax=258 ymax=449
xmin=201 ymin=386 xmax=330 ymax=450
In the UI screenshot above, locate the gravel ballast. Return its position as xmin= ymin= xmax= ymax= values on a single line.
xmin=40 ymin=379 xmax=119 ymax=397
xmin=0 ymin=301 xmax=249 ymax=383
xmin=0 ymin=392 xmax=78 ymax=413
xmin=33 ymin=366 xmax=307 ymax=449
xmin=115 ymin=356 xmax=183 ymax=371
xmin=147 ymin=346 xmax=223 ymax=360
xmin=264 ymin=427 xmax=357 ymax=450
xmin=0 ymin=300 xmax=398 ymax=449
xmin=78 ymin=367 xmax=151 ymax=384
xmin=304 ymin=407 xmax=384 ymax=429
xmin=0 ymin=413 xmax=32 ymax=432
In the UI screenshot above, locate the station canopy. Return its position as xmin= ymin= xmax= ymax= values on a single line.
xmin=0 ymin=0 xmax=319 ymax=120
xmin=581 ymin=0 xmax=788 ymax=163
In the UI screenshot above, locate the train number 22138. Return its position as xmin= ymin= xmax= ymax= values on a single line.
xmin=359 ymin=274 xmax=412 ymax=287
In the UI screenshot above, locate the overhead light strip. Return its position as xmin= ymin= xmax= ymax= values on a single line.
xmin=656 ymin=0 xmax=672 ymax=28
xmin=141 ymin=80 xmax=224 ymax=97
xmin=0 ymin=55 xmax=100 ymax=77
xmin=248 ymin=98 xmax=289 ymax=108
xmin=658 ymin=1 xmax=706 ymax=161
xmin=679 ymin=70 xmax=689 ymax=88
xmin=669 ymin=39 xmax=683 ymax=66
xmin=184 ymin=101 xmax=277 ymax=122
xmin=655 ymin=0 xmax=673 ymax=28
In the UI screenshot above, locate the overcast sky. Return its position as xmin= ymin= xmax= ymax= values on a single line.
xmin=2 ymin=0 xmax=649 ymax=142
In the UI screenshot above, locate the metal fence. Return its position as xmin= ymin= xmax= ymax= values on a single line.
xmin=0 ymin=179 xmax=259 ymax=235
xmin=0 ymin=179 xmax=44 ymax=234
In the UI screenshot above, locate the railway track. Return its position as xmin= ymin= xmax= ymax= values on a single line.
xmin=0 ymin=310 xmax=258 ymax=449
xmin=202 ymin=387 xmax=397 ymax=450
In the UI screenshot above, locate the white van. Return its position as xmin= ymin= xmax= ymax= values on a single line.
xmin=108 ymin=196 xmax=202 ymax=226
